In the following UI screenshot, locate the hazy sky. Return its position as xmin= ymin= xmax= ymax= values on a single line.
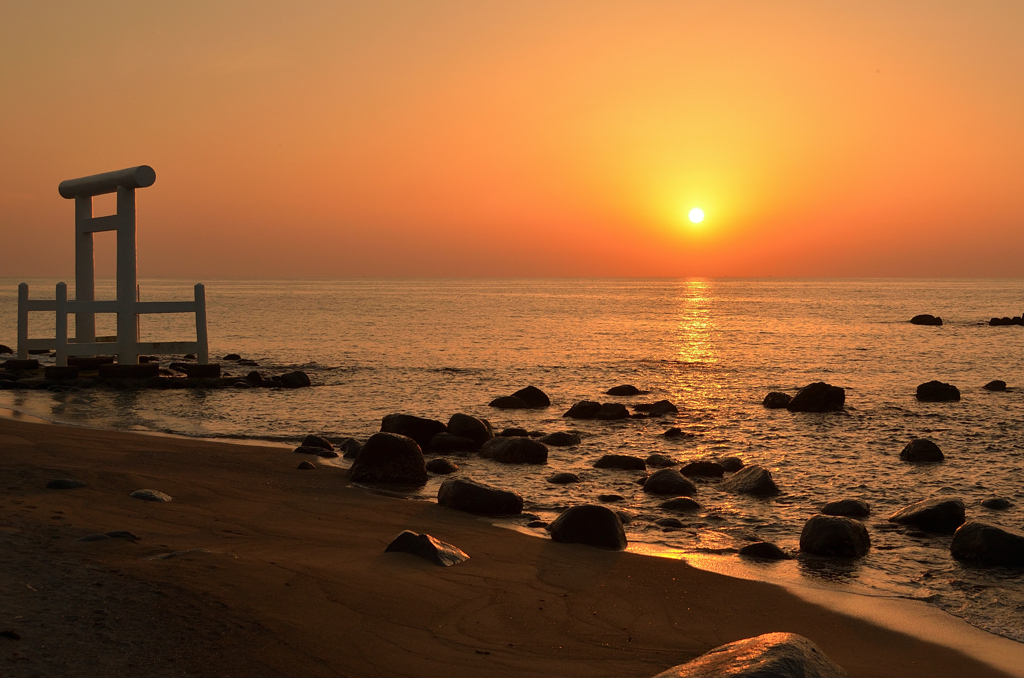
xmin=2 ymin=1 xmax=1023 ymax=278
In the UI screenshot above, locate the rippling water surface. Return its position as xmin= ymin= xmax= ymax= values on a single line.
xmin=2 ymin=278 xmax=1023 ymax=641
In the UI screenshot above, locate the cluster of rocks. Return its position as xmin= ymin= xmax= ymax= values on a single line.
xmin=0 ymin=355 xmax=311 ymax=392
xmin=762 ymin=382 xmax=846 ymax=412
xmin=989 ymin=315 xmax=1024 ymax=326
xmin=908 ymin=312 xmax=1024 ymax=327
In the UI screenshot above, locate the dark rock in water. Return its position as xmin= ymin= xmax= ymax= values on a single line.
xmin=44 ymin=365 xmax=79 ymax=381
xmin=548 ymin=504 xmax=627 ymax=550
xmin=245 ymin=370 xmax=266 ymax=386
xmin=762 ymin=391 xmax=792 ymax=409
xmin=916 ymin=380 xmax=960 ymax=402
xmin=349 ymin=432 xmax=427 ymax=486
xmin=650 ymin=632 xmax=848 ymax=678
xmin=800 ymin=515 xmax=870 ymax=557
xmin=634 ymin=399 xmax=679 ymax=416
xmin=983 ymin=380 xmax=1007 ymax=392
xmin=426 ymin=458 xmax=459 ymax=474
xmin=951 ymin=522 xmax=1024 ymax=567
xmin=437 ymin=478 xmax=523 ymax=515
xmin=888 ymin=497 xmax=965 ymax=534
xmin=655 ymin=517 xmax=683 ymax=528
xmin=594 ymin=454 xmax=647 ymax=471
xmin=500 ymin=427 xmax=529 ymax=437
xmin=539 ymin=431 xmax=581 ymax=447
xmin=598 ymin=494 xmax=624 ymax=503
xmin=910 ymin=314 xmax=943 ymax=326
xmin=739 ymin=542 xmax=792 ymax=560
xmin=721 ymin=465 xmax=779 ymax=496
xmin=663 ymin=427 xmax=694 ymax=438
xmin=981 ymin=497 xmax=1011 ymax=510
xmin=821 ymin=498 xmax=870 ymax=518
xmin=606 ymin=384 xmax=643 ymax=396
xmin=380 ymin=413 xmax=447 ymax=449
xmin=645 ymin=453 xmax=678 ymax=468
xmin=297 ymin=460 xmax=316 ymax=470
xmin=489 ymin=395 xmax=529 ymax=409
xmin=222 ymin=353 xmax=241 ymax=361
xmin=787 ymin=382 xmax=845 ymax=412
xmin=527 ymin=430 xmax=545 ymax=438
xmin=180 ymin=363 xmax=220 ymax=379
xmin=680 ymin=460 xmax=725 ymax=478
xmin=130 ymin=489 xmax=172 ymax=502
xmin=642 ymin=469 xmax=697 ymax=496
xmin=511 ymin=385 xmax=551 ymax=408
xmin=990 ymin=316 xmax=1024 ymax=326
xmin=279 ymin=370 xmax=311 ymax=388
xmin=338 ymin=437 xmax=362 ymax=459
xmin=47 ymin=478 xmax=86 ymax=490
xmin=0 ymin=344 xmax=13 ymax=354
xmin=301 ymin=434 xmax=333 ymax=451
xmin=563 ymin=400 xmax=602 ymax=419
xmin=900 ymin=438 xmax=944 ymax=462
xmin=446 ymin=413 xmax=493 ymax=446
xmin=385 ymin=530 xmax=469 ymax=566
xmin=480 ymin=437 xmax=548 ymax=464
xmin=293 ymin=445 xmax=325 ymax=455
xmin=659 ymin=497 xmax=701 ymax=513
xmin=718 ymin=456 xmax=745 ymax=473
xmin=597 ymin=403 xmax=630 ymax=420
xmin=547 ymin=472 xmax=580 ymax=484
xmin=526 ymin=520 xmax=548 ymax=528
xmin=429 ymin=432 xmax=476 ymax=453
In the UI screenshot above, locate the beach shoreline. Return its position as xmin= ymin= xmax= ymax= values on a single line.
xmin=2 ymin=415 xmax=1023 ymax=677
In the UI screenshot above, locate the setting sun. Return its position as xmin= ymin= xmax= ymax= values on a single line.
xmin=688 ymin=208 xmax=705 ymax=224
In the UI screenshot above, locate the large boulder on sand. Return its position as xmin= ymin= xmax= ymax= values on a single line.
xmin=349 ymin=432 xmax=427 ymax=486
xmin=437 ymin=478 xmax=523 ymax=515
xmin=384 ymin=530 xmax=469 ymax=567
xmin=380 ymin=413 xmax=447 ymax=449
xmin=511 ymin=385 xmax=550 ymax=408
xmin=479 ymin=437 xmax=548 ymax=464
xmin=446 ymin=413 xmax=493 ymax=446
xmin=900 ymin=438 xmax=943 ymax=462
xmin=650 ymin=632 xmax=849 ymax=678
xmin=642 ymin=468 xmax=697 ymax=497
xmin=951 ymin=522 xmax=1024 ymax=567
xmin=787 ymin=382 xmax=845 ymax=412
xmin=888 ymin=497 xmax=965 ymax=534
xmin=721 ymin=465 xmax=779 ymax=496
xmin=547 ymin=504 xmax=627 ymax=550
xmin=799 ymin=515 xmax=870 ymax=557
xmin=916 ymin=381 xmax=960 ymax=402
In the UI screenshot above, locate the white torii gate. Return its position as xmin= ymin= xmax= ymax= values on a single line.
xmin=17 ymin=165 xmax=210 ymax=366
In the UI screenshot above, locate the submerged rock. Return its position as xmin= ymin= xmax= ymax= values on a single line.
xmin=606 ymin=384 xmax=644 ymax=396
xmin=800 ymin=515 xmax=870 ymax=557
xmin=547 ymin=472 xmax=580 ymax=484
xmin=642 ymin=469 xmax=697 ymax=497
xmin=821 ymin=498 xmax=870 ymax=518
xmin=593 ymin=454 xmax=647 ymax=471
xmin=739 ymin=542 xmax=792 ymax=560
xmin=981 ymin=497 xmax=1012 ymax=510
xmin=658 ymin=497 xmax=701 ymax=513
xmin=650 ymin=632 xmax=849 ymax=678
xmin=916 ymin=380 xmax=960 ymax=402
xmin=721 ymin=465 xmax=779 ymax=496
xmin=548 ymin=504 xmax=627 ymax=550
xmin=479 ymin=437 xmax=548 ymax=464
xmin=762 ymin=391 xmax=792 ymax=409
xmin=384 ymin=530 xmax=469 ymax=567
xmin=787 ymin=382 xmax=845 ymax=412
xmin=539 ymin=431 xmax=581 ymax=447
xmin=888 ymin=497 xmax=965 ymax=534
xmin=645 ymin=453 xmax=678 ymax=468
xmin=951 ymin=522 xmax=1024 ymax=567
xmin=597 ymin=403 xmax=630 ymax=420
xmin=900 ymin=438 xmax=944 ymax=462
xmin=348 ymin=432 xmax=427 ymax=486
xmin=437 ymin=478 xmax=523 ymax=515
xmin=910 ymin=314 xmax=943 ymax=326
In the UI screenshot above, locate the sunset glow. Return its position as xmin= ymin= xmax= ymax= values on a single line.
xmin=688 ymin=208 xmax=705 ymax=225
xmin=2 ymin=2 xmax=1023 ymax=278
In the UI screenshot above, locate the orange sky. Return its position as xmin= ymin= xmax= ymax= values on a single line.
xmin=2 ymin=1 xmax=1023 ymax=278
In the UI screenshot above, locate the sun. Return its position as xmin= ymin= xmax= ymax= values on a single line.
xmin=688 ymin=207 xmax=705 ymax=224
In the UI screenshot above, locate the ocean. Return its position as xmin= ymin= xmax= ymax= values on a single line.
xmin=2 ymin=277 xmax=1023 ymax=642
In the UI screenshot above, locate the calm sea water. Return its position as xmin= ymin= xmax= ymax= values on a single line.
xmin=2 ymin=277 xmax=1023 ymax=642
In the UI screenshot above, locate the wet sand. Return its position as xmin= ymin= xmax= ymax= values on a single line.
xmin=1 ymin=416 xmax=1021 ymax=678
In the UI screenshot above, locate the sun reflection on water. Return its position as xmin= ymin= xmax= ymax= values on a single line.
xmin=673 ymin=279 xmax=720 ymax=412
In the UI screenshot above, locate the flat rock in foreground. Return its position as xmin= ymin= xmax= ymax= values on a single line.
xmin=651 ymin=632 xmax=849 ymax=678
xmin=437 ymin=478 xmax=524 ymax=515
xmin=384 ymin=530 xmax=469 ymax=566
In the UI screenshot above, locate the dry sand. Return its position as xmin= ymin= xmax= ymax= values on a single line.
xmin=1 ymin=415 xmax=1021 ymax=678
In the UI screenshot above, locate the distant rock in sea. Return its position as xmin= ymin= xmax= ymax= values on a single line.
xmin=910 ymin=314 xmax=942 ymax=326
xmin=606 ymin=384 xmax=645 ymax=396
xmin=989 ymin=315 xmax=1024 ymax=326
xmin=983 ymin=380 xmax=1007 ymax=391
xmin=916 ymin=380 xmax=960 ymax=402
xmin=787 ymin=382 xmax=845 ymax=412
xmin=762 ymin=391 xmax=792 ymax=409
xmin=900 ymin=438 xmax=944 ymax=462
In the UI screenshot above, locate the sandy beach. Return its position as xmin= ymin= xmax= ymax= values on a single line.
xmin=1 ymin=415 xmax=1021 ymax=678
